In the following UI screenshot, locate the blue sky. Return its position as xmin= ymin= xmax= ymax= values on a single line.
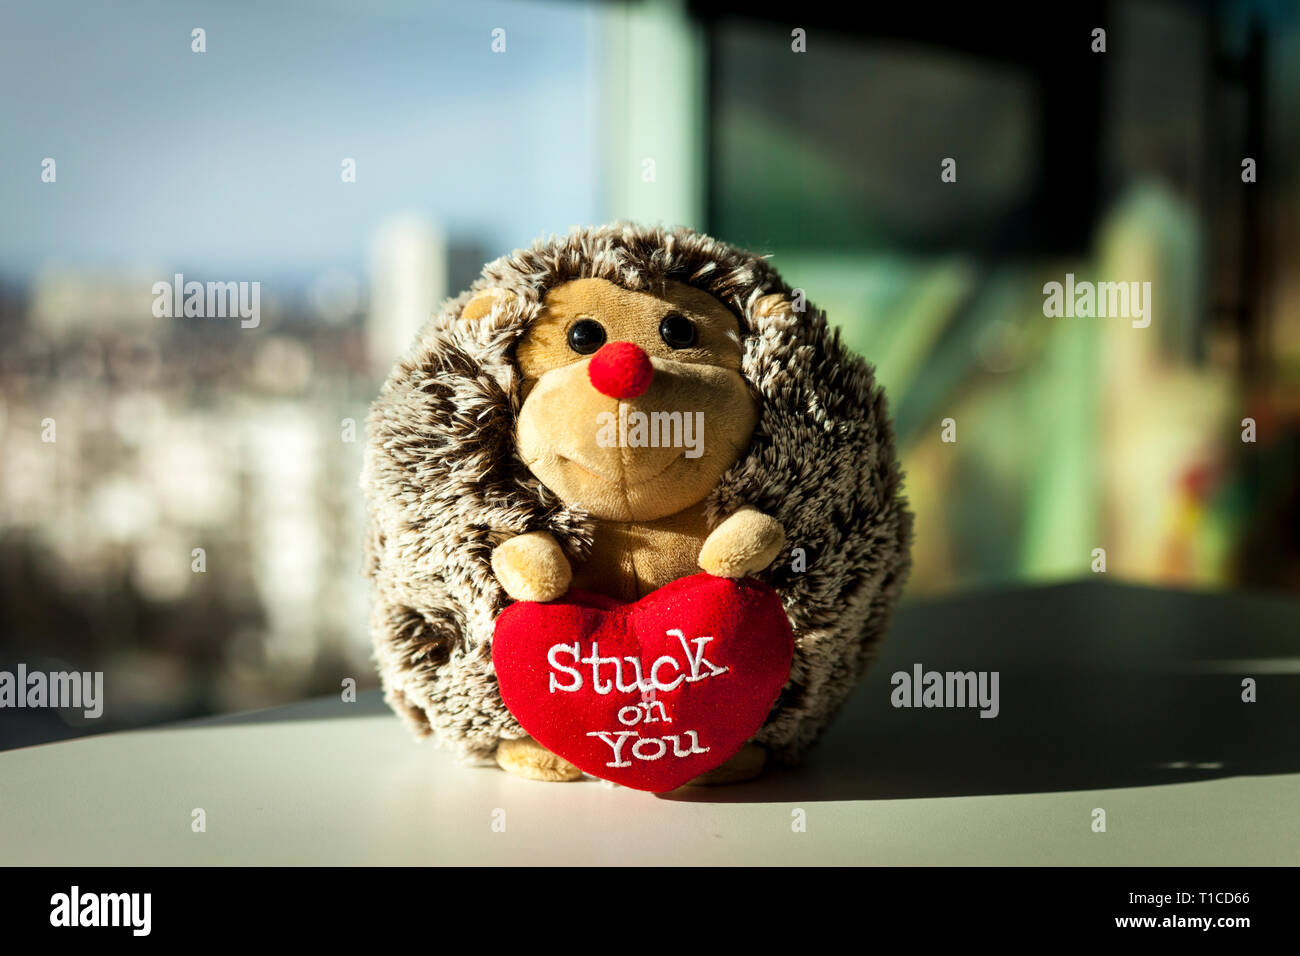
xmin=0 ymin=0 xmax=605 ymax=285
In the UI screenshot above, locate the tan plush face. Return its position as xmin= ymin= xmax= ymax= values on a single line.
xmin=509 ymin=277 xmax=757 ymax=523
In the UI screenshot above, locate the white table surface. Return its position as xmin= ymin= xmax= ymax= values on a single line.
xmin=3 ymin=581 xmax=1298 ymax=865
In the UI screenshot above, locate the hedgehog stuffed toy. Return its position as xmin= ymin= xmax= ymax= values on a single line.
xmin=363 ymin=223 xmax=911 ymax=792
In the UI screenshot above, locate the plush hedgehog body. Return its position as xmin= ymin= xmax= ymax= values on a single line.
xmin=363 ymin=223 xmax=912 ymax=785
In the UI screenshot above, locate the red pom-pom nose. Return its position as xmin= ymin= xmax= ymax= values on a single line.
xmin=588 ymin=342 xmax=654 ymax=399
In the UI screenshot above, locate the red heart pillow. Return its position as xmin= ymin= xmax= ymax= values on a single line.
xmin=492 ymin=573 xmax=794 ymax=793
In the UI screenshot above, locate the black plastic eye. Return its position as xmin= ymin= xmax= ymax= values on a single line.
xmin=567 ymin=318 xmax=607 ymax=355
xmin=659 ymin=313 xmax=697 ymax=349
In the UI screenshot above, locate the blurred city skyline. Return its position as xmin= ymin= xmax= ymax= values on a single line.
xmin=2 ymin=0 xmax=1297 ymax=749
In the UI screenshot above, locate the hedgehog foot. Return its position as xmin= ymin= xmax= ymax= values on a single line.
xmin=684 ymin=742 xmax=767 ymax=786
xmin=495 ymin=736 xmax=584 ymax=782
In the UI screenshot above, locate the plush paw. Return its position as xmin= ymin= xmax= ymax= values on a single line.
xmin=492 ymin=531 xmax=572 ymax=602
xmin=496 ymin=736 xmax=584 ymax=782
xmin=684 ymin=743 xmax=767 ymax=786
xmin=698 ymin=506 xmax=785 ymax=578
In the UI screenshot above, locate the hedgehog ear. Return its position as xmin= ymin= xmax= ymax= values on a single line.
xmin=460 ymin=288 xmax=516 ymax=322
xmin=754 ymin=292 xmax=791 ymax=319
